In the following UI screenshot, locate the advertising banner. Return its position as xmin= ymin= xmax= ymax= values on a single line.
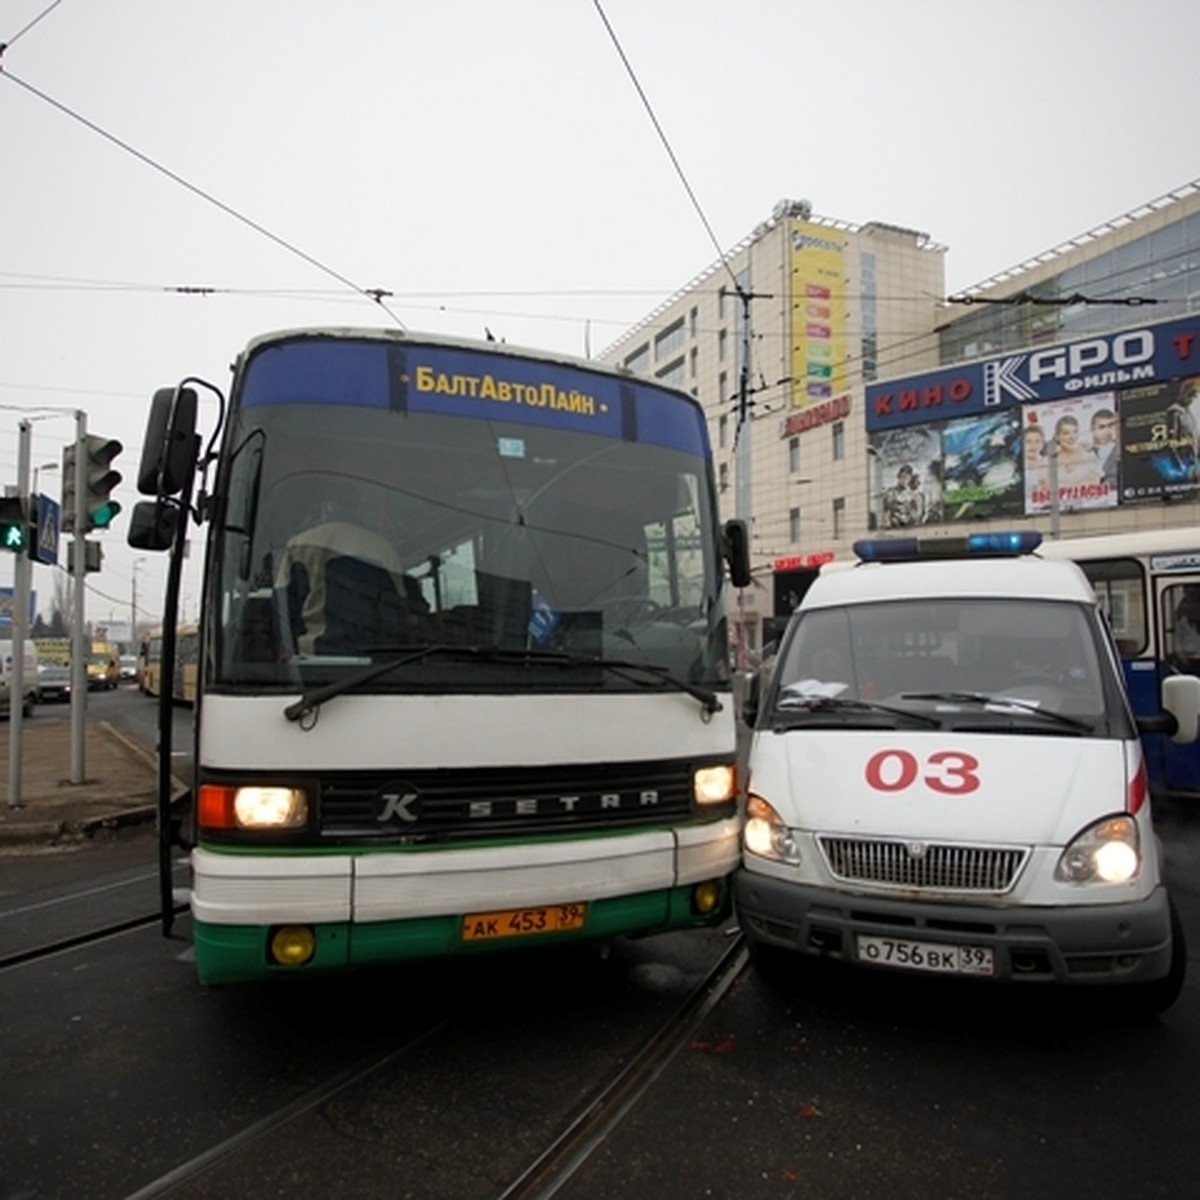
xmin=1118 ymin=375 xmax=1200 ymax=502
xmin=869 ymin=426 xmax=942 ymax=529
xmin=941 ymin=408 xmax=1023 ymax=521
xmin=789 ymin=221 xmax=846 ymax=408
xmin=1022 ymin=394 xmax=1119 ymax=514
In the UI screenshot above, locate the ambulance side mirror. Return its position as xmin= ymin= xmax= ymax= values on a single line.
xmin=1162 ymin=674 xmax=1200 ymax=745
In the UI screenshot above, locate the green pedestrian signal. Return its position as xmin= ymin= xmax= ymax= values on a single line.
xmin=0 ymin=495 xmax=29 ymax=552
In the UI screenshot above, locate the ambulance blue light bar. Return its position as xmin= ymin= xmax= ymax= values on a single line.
xmin=852 ymin=531 xmax=1043 ymax=562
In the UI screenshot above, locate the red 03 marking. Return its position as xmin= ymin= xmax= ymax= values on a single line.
xmin=864 ymin=749 xmax=980 ymax=795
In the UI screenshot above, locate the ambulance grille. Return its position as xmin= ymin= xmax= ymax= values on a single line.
xmin=819 ymin=836 xmax=1025 ymax=892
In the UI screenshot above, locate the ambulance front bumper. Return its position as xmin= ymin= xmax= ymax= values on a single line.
xmin=734 ymin=869 xmax=1175 ymax=986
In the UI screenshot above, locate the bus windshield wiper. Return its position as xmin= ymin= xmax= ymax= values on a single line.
xmin=283 ymin=644 xmax=722 ymax=723
xmin=773 ymin=694 xmax=941 ymax=729
xmin=899 ymin=691 xmax=1094 ymax=733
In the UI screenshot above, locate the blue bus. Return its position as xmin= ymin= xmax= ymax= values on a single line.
xmin=129 ymin=329 xmax=751 ymax=983
xmin=1042 ymin=529 xmax=1200 ymax=803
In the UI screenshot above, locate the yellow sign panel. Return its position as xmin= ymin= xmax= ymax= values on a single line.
xmin=789 ymin=221 xmax=846 ymax=409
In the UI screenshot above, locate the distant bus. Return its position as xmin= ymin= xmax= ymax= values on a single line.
xmin=1041 ymin=529 xmax=1200 ymax=802
xmin=139 ymin=624 xmax=199 ymax=703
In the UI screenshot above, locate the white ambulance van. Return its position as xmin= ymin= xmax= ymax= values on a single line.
xmin=736 ymin=532 xmax=1200 ymax=1015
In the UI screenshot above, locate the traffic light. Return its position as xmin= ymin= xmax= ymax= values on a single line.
xmin=62 ymin=435 xmax=123 ymax=532
xmin=0 ymin=495 xmax=29 ymax=552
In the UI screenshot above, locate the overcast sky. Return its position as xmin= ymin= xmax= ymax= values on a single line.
xmin=2 ymin=0 xmax=1197 ymax=627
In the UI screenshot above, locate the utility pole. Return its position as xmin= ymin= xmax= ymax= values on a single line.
xmin=69 ymin=410 xmax=88 ymax=783
xmin=6 ymin=421 xmax=32 ymax=809
xmin=733 ymin=282 xmax=772 ymax=672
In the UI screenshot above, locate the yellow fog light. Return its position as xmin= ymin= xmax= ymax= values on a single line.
xmin=692 ymin=879 xmax=722 ymax=915
xmin=270 ymin=925 xmax=317 ymax=967
xmin=694 ymin=763 xmax=736 ymax=805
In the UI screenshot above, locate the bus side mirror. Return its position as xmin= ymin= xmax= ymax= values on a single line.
xmin=138 ymin=386 xmax=198 ymax=497
xmin=127 ymin=499 xmax=181 ymax=552
xmin=1163 ymin=674 xmax=1200 ymax=745
xmin=724 ymin=519 xmax=752 ymax=588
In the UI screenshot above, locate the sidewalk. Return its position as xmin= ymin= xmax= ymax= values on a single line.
xmin=0 ymin=719 xmax=166 ymax=847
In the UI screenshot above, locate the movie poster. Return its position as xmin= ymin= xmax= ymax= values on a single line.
xmin=1118 ymin=376 xmax=1200 ymax=502
xmin=869 ymin=425 xmax=942 ymax=529
xmin=941 ymin=409 xmax=1023 ymax=521
xmin=1022 ymin=394 xmax=1119 ymax=515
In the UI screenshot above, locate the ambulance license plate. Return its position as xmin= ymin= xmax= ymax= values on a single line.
xmin=462 ymin=903 xmax=587 ymax=942
xmin=856 ymin=935 xmax=993 ymax=976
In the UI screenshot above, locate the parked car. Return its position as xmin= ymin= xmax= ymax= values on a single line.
xmin=37 ymin=662 xmax=72 ymax=703
xmin=119 ymin=654 xmax=139 ymax=682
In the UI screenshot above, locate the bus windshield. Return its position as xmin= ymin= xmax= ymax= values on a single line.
xmin=210 ymin=336 xmax=729 ymax=694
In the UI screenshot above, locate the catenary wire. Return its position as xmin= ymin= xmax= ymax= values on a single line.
xmin=0 ymin=67 xmax=406 ymax=329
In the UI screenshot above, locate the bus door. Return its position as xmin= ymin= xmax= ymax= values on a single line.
xmin=1155 ymin=572 xmax=1200 ymax=801
xmin=1079 ymin=556 xmax=1176 ymax=801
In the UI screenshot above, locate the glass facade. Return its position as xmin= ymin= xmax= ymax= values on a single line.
xmin=940 ymin=210 xmax=1200 ymax=364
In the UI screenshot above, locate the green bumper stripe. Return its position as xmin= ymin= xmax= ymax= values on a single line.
xmin=193 ymin=881 xmax=729 ymax=985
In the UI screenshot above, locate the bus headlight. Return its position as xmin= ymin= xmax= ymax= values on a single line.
xmin=744 ymin=794 xmax=800 ymax=865
xmin=1056 ymin=815 xmax=1140 ymax=884
xmin=693 ymin=763 xmax=736 ymax=805
xmin=199 ymin=784 xmax=309 ymax=830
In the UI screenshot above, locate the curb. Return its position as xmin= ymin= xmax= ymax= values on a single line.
xmin=0 ymin=804 xmax=160 ymax=848
xmin=0 ymin=720 xmax=189 ymax=849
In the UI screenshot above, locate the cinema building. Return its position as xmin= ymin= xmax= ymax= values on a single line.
xmin=600 ymin=181 xmax=1200 ymax=657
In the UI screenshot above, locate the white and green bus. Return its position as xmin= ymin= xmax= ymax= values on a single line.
xmin=131 ymin=328 xmax=750 ymax=984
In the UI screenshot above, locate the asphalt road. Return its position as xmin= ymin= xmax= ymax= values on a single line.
xmin=5 ymin=690 xmax=1200 ymax=1198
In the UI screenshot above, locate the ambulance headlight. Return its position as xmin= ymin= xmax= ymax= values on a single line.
xmin=744 ymin=794 xmax=800 ymax=865
xmin=1056 ymin=815 xmax=1140 ymax=884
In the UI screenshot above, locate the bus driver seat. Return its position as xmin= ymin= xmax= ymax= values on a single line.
xmin=286 ymin=555 xmax=422 ymax=654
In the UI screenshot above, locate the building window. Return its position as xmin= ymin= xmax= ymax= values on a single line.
xmin=788 ymin=437 xmax=800 ymax=474
xmin=718 ymin=413 xmax=728 ymax=449
xmin=689 ymin=306 xmax=699 ymax=337
xmin=719 ymin=462 xmax=729 ymax=493
xmin=718 ymin=329 xmax=728 ymax=361
xmin=624 ymin=344 xmax=650 ymax=376
xmin=789 ymin=507 xmax=801 ymax=543
xmin=832 ymin=496 xmax=845 ymax=540
xmin=690 ymin=346 xmax=698 ymax=379
xmin=656 ymin=357 xmax=686 ymax=388
xmin=832 ymin=420 xmax=845 ymax=461
xmin=655 ymin=318 xmax=685 ymax=362
xmin=718 ymin=287 xmax=727 ymax=321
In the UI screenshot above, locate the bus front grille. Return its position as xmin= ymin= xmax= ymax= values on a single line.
xmin=318 ymin=759 xmax=709 ymax=842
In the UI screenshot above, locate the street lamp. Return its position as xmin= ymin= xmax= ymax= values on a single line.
xmin=33 ymin=461 xmax=58 ymax=496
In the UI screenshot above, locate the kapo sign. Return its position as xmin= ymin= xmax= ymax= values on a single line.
xmin=866 ymin=315 xmax=1200 ymax=432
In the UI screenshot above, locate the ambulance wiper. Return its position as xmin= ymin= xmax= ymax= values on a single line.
xmin=900 ymin=691 xmax=1093 ymax=733
xmin=773 ymin=695 xmax=941 ymax=729
xmin=283 ymin=643 xmax=721 ymax=723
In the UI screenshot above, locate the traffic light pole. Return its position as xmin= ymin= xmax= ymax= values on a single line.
xmin=70 ymin=410 xmax=88 ymax=783
xmin=6 ymin=421 xmax=32 ymax=808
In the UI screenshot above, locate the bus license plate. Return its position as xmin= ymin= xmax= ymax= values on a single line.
xmin=856 ymin=935 xmax=993 ymax=976
xmin=462 ymin=903 xmax=587 ymax=942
